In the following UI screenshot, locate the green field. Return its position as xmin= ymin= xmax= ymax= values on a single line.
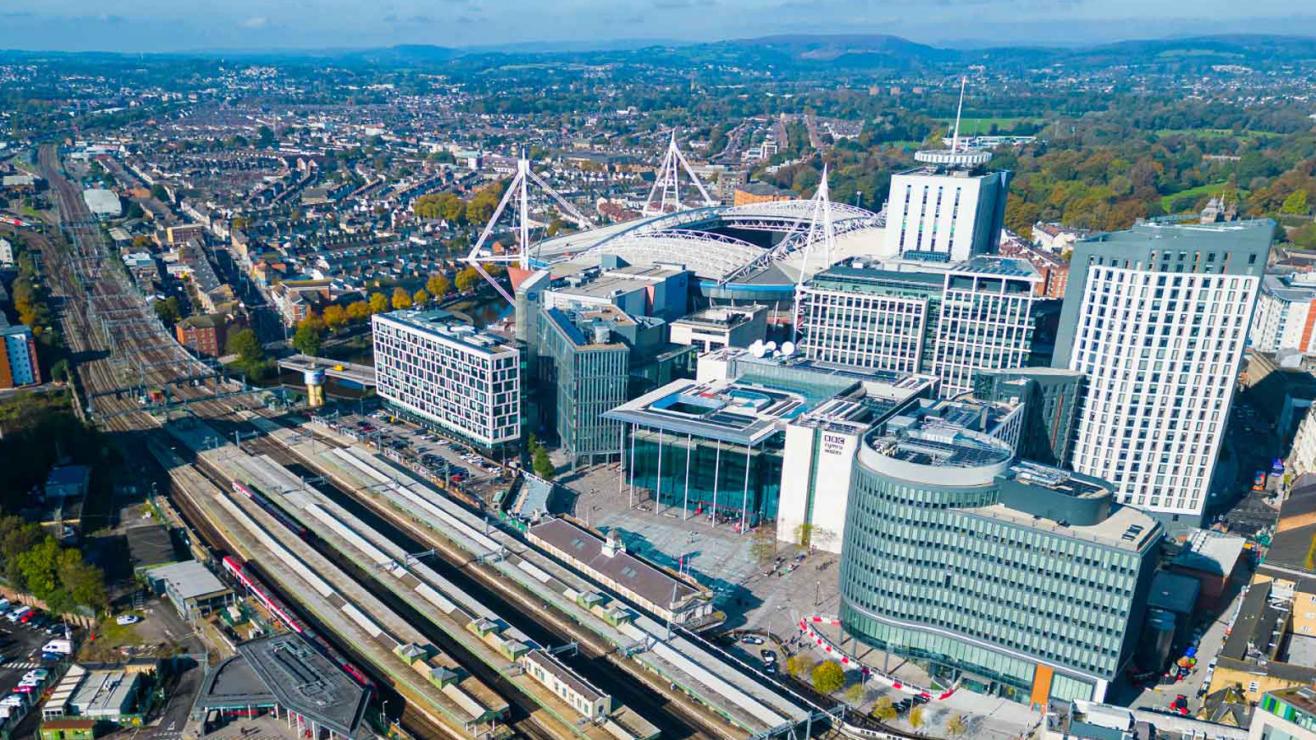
xmin=1159 ymin=181 xmax=1248 ymax=213
xmin=942 ymin=117 xmax=1043 ymax=135
xmin=1154 ymin=128 xmax=1281 ymax=141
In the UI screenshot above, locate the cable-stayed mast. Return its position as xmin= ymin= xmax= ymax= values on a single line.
xmin=792 ymin=166 xmax=836 ymax=342
xmin=643 ymin=131 xmax=717 ymax=217
xmin=465 ymin=156 xmax=592 ymax=303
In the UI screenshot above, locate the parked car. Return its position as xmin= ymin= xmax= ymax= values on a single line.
xmin=759 ymin=649 xmax=776 ymax=662
xmin=115 ymin=614 xmax=141 ymax=626
xmin=740 ymin=634 xmax=765 ymax=645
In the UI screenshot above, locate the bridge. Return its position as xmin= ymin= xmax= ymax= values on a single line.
xmin=277 ymin=354 xmax=377 ymax=388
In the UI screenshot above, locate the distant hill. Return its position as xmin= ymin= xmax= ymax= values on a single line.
xmin=3 ymin=32 xmax=1314 ymax=74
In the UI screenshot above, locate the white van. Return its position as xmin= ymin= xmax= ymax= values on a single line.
xmin=41 ymin=639 xmax=72 ymax=655
xmin=7 ymin=606 xmax=31 ymax=622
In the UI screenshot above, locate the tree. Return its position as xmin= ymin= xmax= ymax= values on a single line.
xmin=413 ymin=288 xmax=430 ymax=306
xmin=153 ymin=296 xmax=180 ymax=326
xmin=149 ymin=183 xmax=169 ymax=201
xmin=454 ymin=266 xmax=481 ymax=294
xmin=750 ymin=527 xmax=777 ymax=567
xmin=391 ymin=287 xmax=413 ymax=311
xmin=426 ymin=273 xmax=452 ymax=301
xmin=1282 ymin=189 xmax=1310 ymax=215
xmin=531 ymin=437 xmax=555 ymax=480
xmin=368 ymin=292 xmax=390 ymax=315
xmin=49 ymin=359 xmax=70 ymax=384
xmin=785 ymin=654 xmax=815 ymax=680
xmin=292 ymin=317 xmax=324 ymax=357
xmin=322 ymin=304 xmax=348 ymax=332
xmin=811 ymin=660 xmax=845 ymax=695
xmin=346 ymin=300 xmax=370 ymax=322
xmin=256 ymin=125 xmax=276 ymax=149
xmin=945 ymin=714 xmax=969 ymax=737
xmin=871 ymin=696 xmax=897 ymax=722
xmin=57 ymin=549 xmax=107 ymax=611
xmin=226 ymin=328 xmax=264 ymax=365
xmin=908 ymin=706 xmax=924 ymax=730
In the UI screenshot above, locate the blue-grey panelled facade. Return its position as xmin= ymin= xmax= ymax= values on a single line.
xmin=972 ymin=368 xmax=1084 ymax=467
xmin=840 ymin=448 xmax=1160 ymax=707
xmin=537 ymin=310 xmax=630 ymax=467
xmin=627 ymin=429 xmax=783 ymax=527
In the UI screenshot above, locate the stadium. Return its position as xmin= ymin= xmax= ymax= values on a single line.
xmin=532 ymin=198 xmax=886 ymax=316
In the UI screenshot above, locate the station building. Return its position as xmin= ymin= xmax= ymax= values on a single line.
xmin=194 ymin=633 xmax=371 ymax=739
xmin=838 ymin=400 xmax=1163 ymax=708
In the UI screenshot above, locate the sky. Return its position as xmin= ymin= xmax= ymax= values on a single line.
xmin=1 ymin=0 xmax=1315 ymax=53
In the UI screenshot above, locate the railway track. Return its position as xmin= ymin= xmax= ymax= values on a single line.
xmin=32 ymin=146 xmax=522 ymax=739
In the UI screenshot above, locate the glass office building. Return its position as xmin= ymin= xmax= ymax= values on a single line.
xmin=536 ymin=305 xmax=633 ymax=469
xmin=607 ymin=349 xmax=883 ymax=532
xmin=797 ymin=256 xmax=1043 ymax=398
xmin=839 ymin=402 xmax=1162 ymax=708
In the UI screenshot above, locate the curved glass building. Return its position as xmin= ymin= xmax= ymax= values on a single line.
xmin=839 ymin=404 xmax=1162 ymax=708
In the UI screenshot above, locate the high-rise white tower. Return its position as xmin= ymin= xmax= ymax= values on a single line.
xmin=1055 ymin=220 xmax=1273 ymax=529
xmin=883 ymin=78 xmax=1010 ymax=264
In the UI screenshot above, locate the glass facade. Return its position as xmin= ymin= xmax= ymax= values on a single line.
xmin=839 ymin=449 xmax=1157 ymax=706
xmin=627 ymin=428 xmax=783 ymax=528
xmin=537 ymin=312 xmax=630 ymax=467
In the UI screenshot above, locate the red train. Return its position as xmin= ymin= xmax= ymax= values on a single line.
xmin=221 ymin=555 xmax=304 ymax=633
xmin=221 ymin=554 xmax=373 ymax=689
xmin=232 ymin=481 xmax=309 ymax=539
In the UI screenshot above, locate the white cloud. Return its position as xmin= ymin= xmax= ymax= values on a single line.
xmin=240 ymin=16 xmax=268 ymax=29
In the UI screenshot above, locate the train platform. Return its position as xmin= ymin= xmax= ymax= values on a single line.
xmin=255 ymin=415 xmax=822 ymax=738
xmin=154 ymin=427 xmax=512 ymax=739
xmin=221 ymin=447 xmax=659 ymax=740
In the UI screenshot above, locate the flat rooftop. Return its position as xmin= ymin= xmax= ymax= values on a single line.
xmin=953 ymin=255 xmax=1040 ymax=280
xmin=147 ymin=560 xmax=229 ymax=600
xmin=238 ymin=633 xmax=370 ymax=737
xmin=1172 ymin=530 xmax=1247 ymax=577
xmin=549 ymin=273 xmax=657 ymax=300
xmin=966 ymin=500 xmax=1159 ymax=552
xmin=671 ymin=306 xmax=763 ymax=330
xmin=1081 ymin=218 xmax=1274 ymax=252
xmin=542 ymin=304 xmax=634 ymax=349
xmin=605 ymin=377 xmax=811 ymax=446
xmin=375 ymin=309 xmax=517 ymax=354
xmin=1004 ymin=462 xmax=1107 ymax=500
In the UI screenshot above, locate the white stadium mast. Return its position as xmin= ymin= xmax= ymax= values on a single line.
xmin=465 ymin=155 xmax=592 ymax=303
xmin=792 ymin=165 xmax=836 ymax=342
xmin=643 ymin=131 xmax=717 ymax=217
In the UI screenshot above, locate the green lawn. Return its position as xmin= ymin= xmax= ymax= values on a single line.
xmin=942 ymin=117 xmax=1042 ymax=135
xmin=1154 ymin=128 xmax=1282 ymax=141
xmin=1159 ymin=181 xmax=1249 ymax=213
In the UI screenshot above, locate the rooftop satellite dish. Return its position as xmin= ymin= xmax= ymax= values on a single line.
xmin=750 ymin=342 xmax=767 ymax=358
xmin=764 ymin=341 xmax=778 ymax=352
xmin=781 ymin=341 xmax=795 ymax=357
